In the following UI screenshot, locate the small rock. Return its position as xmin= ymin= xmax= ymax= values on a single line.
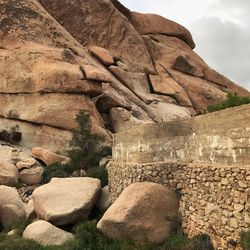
xmin=234 ymin=204 xmax=244 ymax=212
xmin=19 ymin=166 xmax=44 ymax=185
xmin=221 ymin=178 xmax=229 ymax=185
xmin=90 ymin=46 xmax=114 ymax=66
xmin=96 ymin=186 xmax=111 ymax=213
xmin=23 ymin=220 xmax=74 ymax=246
xmin=238 ymin=181 xmax=248 ymax=188
xmin=0 ymin=161 xmax=19 ymax=185
xmin=229 ymin=218 xmax=238 ymax=229
xmin=7 ymin=229 xmax=18 ymax=236
xmin=25 ymin=199 xmax=36 ymax=220
xmin=81 ymin=65 xmax=112 ymax=82
xmin=99 ymin=157 xmax=112 ymax=168
xmin=16 ymin=158 xmax=37 ymax=170
xmin=71 ymin=169 xmax=87 ymax=177
xmin=117 ymin=61 xmax=129 ymax=71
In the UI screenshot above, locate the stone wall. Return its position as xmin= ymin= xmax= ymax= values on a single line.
xmin=109 ymin=161 xmax=250 ymax=249
xmin=110 ymin=104 xmax=250 ymax=249
xmin=113 ymin=104 xmax=250 ymax=165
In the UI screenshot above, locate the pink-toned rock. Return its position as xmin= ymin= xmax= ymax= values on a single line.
xmin=40 ymin=0 xmax=154 ymax=73
xmin=90 ymin=46 xmax=114 ymax=66
xmin=131 ymin=12 xmax=195 ymax=49
xmin=97 ymin=182 xmax=179 ymax=243
xmin=149 ymin=65 xmax=192 ymax=107
xmin=203 ymin=68 xmax=250 ymax=96
xmin=0 ymin=93 xmax=104 ymax=132
xmin=81 ymin=65 xmax=112 ymax=82
xmin=109 ymin=66 xmax=152 ymax=103
xmin=168 ymin=69 xmax=227 ymax=112
xmin=0 ymin=161 xmax=19 ymax=185
xmin=32 ymin=147 xmax=69 ymax=166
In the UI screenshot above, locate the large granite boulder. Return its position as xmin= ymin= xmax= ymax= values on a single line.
xmin=23 ymin=220 xmax=74 ymax=246
xmin=130 ymin=12 xmax=196 ymax=49
xmin=97 ymin=182 xmax=179 ymax=243
xmin=32 ymin=177 xmax=101 ymax=225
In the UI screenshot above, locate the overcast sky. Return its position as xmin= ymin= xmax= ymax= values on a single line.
xmin=120 ymin=0 xmax=250 ymax=90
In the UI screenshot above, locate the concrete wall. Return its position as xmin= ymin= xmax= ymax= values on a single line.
xmin=109 ymin=161 xmax=250 ymax=249
xmin=113 ymin=104 xmax=250 ymax=165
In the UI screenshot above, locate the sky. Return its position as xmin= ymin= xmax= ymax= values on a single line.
xmin=120 ymin=0 xmax=250 ymax=90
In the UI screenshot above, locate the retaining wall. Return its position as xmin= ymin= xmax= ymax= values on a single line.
xmin=109 ymin=104 xmax=250 ymax=249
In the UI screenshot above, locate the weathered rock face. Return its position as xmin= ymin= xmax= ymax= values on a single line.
xmin=130 ymin=12 xmax=196 ymax=49
xmin=0 ymin=0 xmax=248 ymax=151
xmin=32 ymin=177 xmax=101 ymax=225
xmin=97 ymin=182 xmax=179 ymax=243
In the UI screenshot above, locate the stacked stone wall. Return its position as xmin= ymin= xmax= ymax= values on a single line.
xmin=109 ymin=162 xmax=250 ymax=249
xmin=109 ymin=104 xmax=250 ymax=249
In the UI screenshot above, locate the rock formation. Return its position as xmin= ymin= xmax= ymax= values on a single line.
xmin=0 ymin=0 xmax=249 ymax=152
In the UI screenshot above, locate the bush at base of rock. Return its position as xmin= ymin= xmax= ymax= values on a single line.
xmin=42 ymin=163 xmax=71 ymax=184
xmin=87 ymin=167 xmax=108 ymax=187
xmin=207 ymin=93 xmax=250 ymax=113
xmin=0 ymin=219 xmax=216 ymax=250
xmin=42 ymin=162 xmax=108 ymax=188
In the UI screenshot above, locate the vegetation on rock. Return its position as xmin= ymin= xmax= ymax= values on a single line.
xmin=42 ymin=111 xmax=110 ymax=186
xmin=240 ymin=229 xmax=250 ymax=250
xmin=67 ymin=111 xmax=110 ymax=172
xmin=207 ymin=93 xmax=250 ymax=112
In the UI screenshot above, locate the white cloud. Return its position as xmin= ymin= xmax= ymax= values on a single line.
xmin=120 ymin=0 xmax=250 ymax=90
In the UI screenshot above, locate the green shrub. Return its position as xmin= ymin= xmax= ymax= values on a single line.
xmin=42 ymin=163 xmax=71 ymax=184
xmin=190 ymin=234 xmax=215 ymax=250
xmin=0 ymin=218 xmax=215 ymax=250
xmin=241 ymin=229 xmax=250 ymax=249
xmin=87 ymin=167 xmax=108 ymax=187
xmin=207 ymin=93 xmax=250 ymax=112
xmin=67 ymin=111 xmax=111 ymax=172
